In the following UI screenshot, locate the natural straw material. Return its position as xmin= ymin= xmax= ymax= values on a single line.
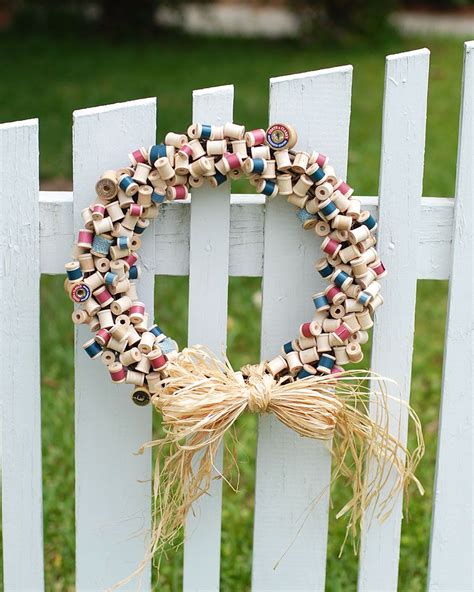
xmin=117 ymin=346 xmax=423 ymax=586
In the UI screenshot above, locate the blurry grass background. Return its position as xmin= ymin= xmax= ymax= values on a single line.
xmin=0 ymin=29 xmax=463 ymax=591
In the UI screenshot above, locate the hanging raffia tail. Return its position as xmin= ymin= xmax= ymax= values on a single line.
xmin=110 ymin=345 xmax=424 ymax=590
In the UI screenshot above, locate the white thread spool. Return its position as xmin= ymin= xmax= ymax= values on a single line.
xmin=101 ymin=350 xmax=116 ymax=366
xmin=298 ymin=336 xmax=318 ymax=349
xmin=340 ymin=244 xmax=361 ymax=263
xmin=274 ymin=149 xmax=292 ymax=171
xmin=346 ymin=198 xmax=361 ymax=219
xmin=368 ymin=294 xmax=384 ymax=314
xmin=206 ymin=140 xmax=227 ymax=156
xmin=155 ymin=157 xmax=175 ymax=180
xmin=314 ymin=220 xmax=331 ymax=236
xmin=352 ymin=330 xmax=369 ymax=345
xmin=188 ymin=157 xmax=212 ymax=177
xmin=93 ymin=217 xmax=114 ymax=235
xmin=334 ymin=346 xmax=350 ymax=365
xmin=286 ymin=351 xmax=303 ymax=374
xmin=174 ymin=152 xmax=189 ymax=175
xmin=83 ymin=297 xmax=100 ymax=317
xmin=322 ymin=318 xmax=341 ymax=333
xmin=265 ymin=355 xmax=287 ymax=376
xmin=78 ymin=253 xmax=95 ymax=273
xmin=315 ymin=182 xmax=334 ymax=201
xmin=110 ymin=295 xmax=132 ymax=315
xmin=106 ymin=201 xmax=125 ymax=222
xmin=223 ymin=122 xmax=245 ymax=139
xmin=332 ymin=190 xmax=351 ymax=212
xmin=133 ymin=163 xmax=151 ymax=185
xmin=346 ymin=342 xmax=363 ymax=363
xmin=332 ymin=214 xmax=352 ymax=231
xmin=329 ymin=303 xmax=346 ymax=319
xmin=277 ymin=174 xmax=292 ymax=195
xmin=299 ymin=347 xmax=319 ymax=364
xmin=135 ymin=355 xmax=151 ymax=374
xmin=84 ymin=271 xmax=104 ymax=291
xmin=81 ymin=207 xmax=94 ymax=230
xmin=357 ymin=269 xmax=377 ymax=290
xmin=345 ymin=298 xmax=363 ymax=313
xmin=231 ymin=140 xmax=248 ymax=159
xmin=356 ymin=309 xmax=373 ymax=329
xmin=126 ymin=370 xmax=145 ymax=386
xmin=108 ymin=336 xmax=127 ymax=353
xmin=316 ymin=333 xmax=331 ymax=352
xmin=164 ymin=132 xmax=187 ymax=148
xmin=305 ymin=198 xmax=319 ymax=214
xmin=138 ymin=331 xmax=155 ymax=354
xmin=292 ymin=152 xmax=309 ymax=174
xmin=110 ymin=322 xmax=129 ymax=343
xmin=351 ymin=257 xmax=368 ymax=278
xmin=293 ymin=175 xmax=313 ymax=197
xmin=343 ymin=313 xmax=361 ymax=334
xmin=261 ymin=160 xmax=276 ymax=179
xmin=127 ymin=326 xmax=141 ymax=346
xmin=72 ymin=309 xmax=89 ymax=325
xmin=251 ymin=145 xmax=270 ymax=160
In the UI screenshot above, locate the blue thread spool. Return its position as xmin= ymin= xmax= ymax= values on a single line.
xmin=357 ymin=291 xmax=371 ymax=306
xmin=66 ymin=262 xmax=83 ymax=282
xmin=214 ymin=171 xmax=227 ymax=186
xmin=297 ymin=366 xmax=314 ymax=379
xmin=83 ymin=338 xmax=102 ymax=359
xmin=282 ymin=341 xmax=294 ymax=355
xmin=160 ymin=337 xmax=177 ymax=354
xmin=149 ymin=324 xmax=164 ymax=338
xmin=296 ymin=208 xmax=317 ymax=228
xmin=260 ymin=179 xmax=276 ymax=197
xmin=119 ymin=175 xmax=136 ymax=193
xmin=319 ymin=199 xmax=337 ymax=218
xmin=200 ymin=124 xmax=212 ymax=140
xmin=308 ymin=165 xmax=325 ymax=183
xmin=152 ymin=190 xmax=165 ymax=204
xmin=252 ymin=158 xmax=266 ymax=174
xmin=117 ymin=236 xmax=130 ymax=250
xmin=134 ymin=220 xmax=149 ymax=235
xmin=104 ymin=271 xmax=118 ymax=286
xmin=359 ymin=211 xmax=377 ymax=231
xmin=333 ymin=270 xmax=351 ymax=289
xmin=317 ymin=353 xmax=335 ymax=373
xmin=91 ymin=235 xmax=113 ymax=256
xmin=313 ymin=292 xmax=330 ymax=311
xmin=316 ymin=258 xmax=334 ymax=279
xmin=149 ymin=144 xmax=167 ymax=165
xmin=128 ymin=265 xmax=140 ymax=280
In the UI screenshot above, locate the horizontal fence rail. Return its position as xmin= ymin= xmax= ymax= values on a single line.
xmin=0 ymin=41 xmax=472 ymax=592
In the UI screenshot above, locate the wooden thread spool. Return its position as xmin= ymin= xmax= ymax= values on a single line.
xmin=346 ymin=198 xmax=361 ymax=219
xmin=351 ymin=257 xmax=369 ymax=278
xmin=257 ymin=179 xmax=278 ymax=199
xmin=360 ymin=235 xmax=377 ymax=251
xmin=276 ymin=174 xmax=292 ymax=195
xmin=332 ymin=190 xmax=351 ymax=212
xmin=110 ymin=322 xmax=129 ymax=343
xmin=356 ymin=309 xmax=373 ymax=330
xmin=329 ymin=303 xmax=346 ymax=319
xmin=321 ymin=237 xmax=341 ymax=257
xmin=315 ymin=181 xmax=334 ymax=201
xmin=340 ymin=244 xmax=361 ymax=264
xmin=244 ymin=129 xmax=265 ymax=147
xmin=315 ymin=257 xmax=334 ymax=280
xmin=93 ymin=285 xmax=114 ymax=308
xmin=134 ymin=312 xmax=149 ymax=333
xmin=358 ymin=210 xmax=378 ymax=232
xmin=118 ymin=174 xmax=139 ymax=197
xmin=343 ymin=313 xmax=361 ymax=334
xmin=83 ymin=297 xmax=100 ymax=317
xmin=316 ymin=333 xmax=331 ymax=353
xmin=126 ymin=370 xmax=145 ymax=386
xmin=186 ymin=139 xmax=205 ymax=159
xmin=251 ymin=145 xmax=271 ymax=160
xmin=293 ymin=175 xmax=313 ymax=197
xmin=214 ymin=158 xmax=228 ymax=176
xmin=292 ymin=152 xmax=309 ymax=174
xmin=171 ymin=174 xmax=189 ymax=187
xmin=109 ymin=362 xmax=126 ymax=383
xmin=334 ymin=180 xmax=354 ymax=198
xmin=325 ymin=284 xmax=346 ymax=306
xmin=296 ymin=207 xmax=317 ymax=229
xmin=346 ymin=342 xmax=363 ymax=363
xmin=83 ymin=271 xmax=104 ymax=292
xmin=357 ymin=269 xmax=378 ymax=290
xmin=189 ymin=176 xmax=204 ymax=188
xmin=305 ymin=198 xmax=319 ymax=214
xmin=101 ymin=350 xmax=116 ymax=366
xmin=368 ymin=294 xmax=384 ymax=314
xmin=77 ymin=229 xmax=94 ymax=249
xmin=72 ymin=309 xmax=89 ymax=325
xmin=96 ymin=170 xmax=118 ymax=200
xmin=138 ymin=331 xmax=155 ymax=354
xmin=352 ymin=330 xmax=369 ymax=345
xmin=345 ymin=284 xmax=361 ymax=300
xmin=229 ymin=169 xmax=242 ymax=181
xmin=318 ymin=198 xmax=339 ymax=221
xmin=83 ymin=338 xmax=102 ymax=359
xmin=312 ymin=291 xmax=330 ymax=312
xmin=164 ymin=132 xmax=187 ymax=148
xmin=137 ymin=185 xmax=152 ymax=207
xmin=125 ymin=327 xmax=141 ymax=346
xmin=206 ymin=140 xmax=227 ymax=156
xmin=323 ymin=165 xmax=338 ymax=185
xmin=265 ymin=355 xmax=288 ymax=377
xmin=332 ymin=269 xmax=353 ymax=291
xmin=81 ymin=207 xmax=94 ymax=230
xmin=287 ymin=194 xmax=308 ymax=209
xmin=297 ymin=364 xmax=317 ymax=379
xmin=298 ymin=336 xmax=318 ymax=349
xmin=129 ymin=302 xmax=145 ymax=324
xmin=93 ymin=217 xmax=114 ymax=236
xmin=128 ymin=147 xmax=147 ymax=166
xmin=299 ymin=321 xmax=321 ymax=339
xmin=201 ymin=157 xmax=216 ymax=177
xmin=108 ymin=336 xmax=128 ymax=353
xmin=369 ymin=259 xmax=387 ymax=279
xmin=345 ymin=298 xmax=364 ymax=314
xmin=91 ymin=203 xmax=106 ymax=221
xmin=135 ymin=355 xmax=151 ymax=374
xmin=117 ymin=189 xmax=134 ymax=209
xmin=187 ymin=123 xmax=222 ymax=141
xmin=261 ymin=160 xmax=276 ymax=179
xmin=221 ymin=153 xmax=243 ymax=174
xmin=130 ymin=237 xmax=141 ymax=252
xmin=188 ymin=156 xmax=212 ymax=177
xmin=133 ymin=163 xmax=151 ymax=185
xmin=322 ymin=318 xmax=341 ymax=333
xmin=105 ymin=201 xmax=124 ymax=222
xmin=174 ymin=152 xmax=189 ymax=175
xmin=110 ymin=295 xmax=131 ymax=315
xmin=146 ymin=371 xmax=163 ymax=393
xmin=109 ymin=245 xmax=129 ymax=261
xmin=299 ymin=347 xmax=319 ymax=364
xmin=332 ymin=214 xmax=352 ymax=231
xmin=334 ymin=346 xmax=350 ymax=365
xmin=155 ymin=157 xmax=175 ymax=180
xmin=95 ymin=328 xmax=111 ymax=347
xmin=141 ymin=204 xmax=160 ymax=219
xmin=317 ymin=353 xmax=336 ymax=374
xmin=125 ymin=282 xmax=138 ymax=302
xmin=224 ymin=122 xmax=245 ymax=140
xmin=274 ymin=149 xmax=292 ymax=171
xmin=231 ymin=140 xmax=248 ymax=159
xmin=166 ymin=185 xmax=188 ymax=201
xmin=148 ymin=349 xmax=168 ymax=371
xmin=120 ymin=347 xmax=142 ymax=366
xmin=314 ymin=220 xmax=331 ymax=237
xmin=306 ymin=163 xmax=327 ymax=185
xmin=286 ymin=351 xmax=303 ymax=375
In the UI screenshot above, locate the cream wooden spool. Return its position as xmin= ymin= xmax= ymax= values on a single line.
xmin=274 ymin=149 xmax=292 ymax=171
xmin=164 ymin=132 xmax=187 ymax=148
xmin=276 ymin=174 xmax=292 ymax=195
xmin=95 ymin=170 xmax=118 ymax=200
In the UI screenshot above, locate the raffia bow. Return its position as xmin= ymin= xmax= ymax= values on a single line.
xmin=116 ymin=346 xmax=424 ymax=588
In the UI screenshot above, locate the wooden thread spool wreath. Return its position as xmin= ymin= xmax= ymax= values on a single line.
xmin=65 ymin=122 xmax=424 ymax=585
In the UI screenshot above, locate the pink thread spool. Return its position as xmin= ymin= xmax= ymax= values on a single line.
xmin=369 ymin=259 xmax=387 ymax=279
xmin=148 ymin=349 xmax=168 ymax=371
xmin=166 ymin=185 xmax=188 ymax=201
xmin=77 ymin=229 xmax=94 ymax=249
xmin=334 ymin=180 xmax=354 ymax=198
xmin=221 ymin=152 xmax=242 ymax=173
xmin=129 ymin=148 xmax=147 ymax=165
xmin=95 ymin=328 xmax=111 ymax=347
xmin=129 ymin=302 xmax=145 ymax=324
xmin=330 ymin=322 xmax=352 ymax=346
xmin=245 ymin=129 xmax=266 ymax=147
xmin=94 ymin=285 xmax=114 ymax=308
xmin=321 ymin=237 xmax=341 ymax=258
xmin=325 ymin=284 xmax=346 ymax=305
xmin=299 ymin=321 xmax=321 ymax=338
xmin=109 ymin=362 xmax=126 ymax=383
xmin=91 ymin=203 xmax=106 ymax=221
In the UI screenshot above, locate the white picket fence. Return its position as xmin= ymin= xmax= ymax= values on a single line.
xmin=0 ymin=43 xmax=472 ymax=591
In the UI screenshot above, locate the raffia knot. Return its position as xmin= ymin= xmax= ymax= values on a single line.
xmin=243 ymin=364 xmax=276 ymax=414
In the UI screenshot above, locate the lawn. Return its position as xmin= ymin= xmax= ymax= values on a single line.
xmin=0 ymin=28 xmax=465 ymax=591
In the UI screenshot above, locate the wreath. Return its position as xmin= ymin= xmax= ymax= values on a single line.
xmin=65 ymin=122 xmax=423 ymax=583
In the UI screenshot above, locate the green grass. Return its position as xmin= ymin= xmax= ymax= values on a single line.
xmin=0 ymin=29 xmax=465 ymax=591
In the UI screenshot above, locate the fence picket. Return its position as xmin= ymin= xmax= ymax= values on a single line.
xmin=358 ymin=49 xmax=430 ymax=591
xmin=252 ymin=67 xmax=353 ymax=590
xmin=183 ymin=85 xmax=234 ymax=592
xmin=0 ymin=119 xmax=44 ymax=591
xmin=428 ymin=41 xmax=473 ymax=592
xmin=73 ymin=99 xmax=156 ymax=590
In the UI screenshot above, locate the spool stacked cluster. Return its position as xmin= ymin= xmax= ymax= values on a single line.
xmin=65 ymin=122 xmax=385 ymax=405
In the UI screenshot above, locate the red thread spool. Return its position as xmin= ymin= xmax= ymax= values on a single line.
xmin=130 ymin=149 xmax=147 ymax=165
xmin=78 ymin=229 xmax=94 ymax=248
xmin=245 ymin=129 xmax=266 ymax=147
xmin=325 ymin=285 xmax=344 ymax=304
xmin=95 ymin=328 xmax=111 ymax=346
xmin=109 ymin=362 xmax=126 ymax=383
xmin=299 ymin=321 xmax=319 ymax=338
xmin=94 ymin=285 xmax=113 ymax=306
xmin=223 ymin=152 xmax=242 ymax=171
xmin=172 ymin=185 xmax=188 ymax=200
xmin=129 ymin=203 xmax=143 ymax=217
xmin=315 ymin=153 xmax=328 ymax=168
xmin=148 ymin=350 xmax=168 ymax=371
xmin=370 ymin=260 xmax=387 ymax=278
xmin=322 ymin=237 xmax=341 ymax=257
xmin=123 ymin=253 xmax=138 ymax=269
xmin=334 ymin=322 xmax=351 ymax=342
xmin=179 ymin=144 xmax=194 ymax=158
xmin=92 ymin=204 xmax=106 ymax=220
xmin=129 ymin=302 xmax=145 ymax=324
xmin=335 ymin=180 xmax=353 ymax=197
